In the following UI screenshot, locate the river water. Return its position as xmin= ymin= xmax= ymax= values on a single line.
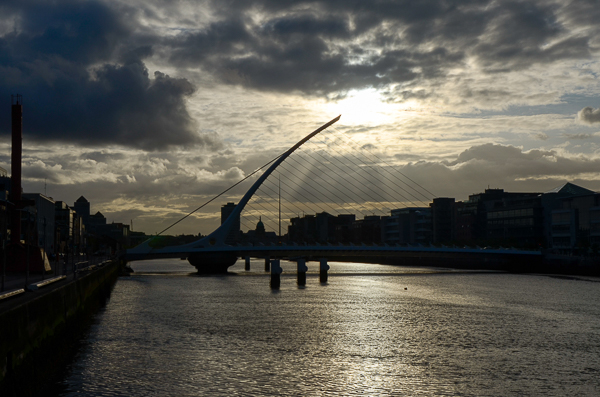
xmin=54 ymin=259 xmax=600 ymax=396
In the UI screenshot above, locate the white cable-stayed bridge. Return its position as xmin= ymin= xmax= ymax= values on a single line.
xmin=124 ymin=115 xmax=541 ymax=276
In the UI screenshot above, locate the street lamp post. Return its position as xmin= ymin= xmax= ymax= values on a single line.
xmin=42 ymin=217 xmax=46 ymax=280
xmin=1 ymin=239 xmax=5 ymax=292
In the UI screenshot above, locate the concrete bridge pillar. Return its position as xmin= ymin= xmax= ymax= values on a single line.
xmin=319 ymin=258 xmax=330 ymax=283
xmin=297 ymin=258 xmax=308 ymax=286
xmin=270 ymin=259 xmax=282 ymax=290
xmin=245 ymin=256 xmax=250 ymax=271
xmin=264 ymin=256 xmax=270 ymax=272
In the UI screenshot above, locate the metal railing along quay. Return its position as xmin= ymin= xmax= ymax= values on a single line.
xmin=0 ymin=254 xmax=114 ymax=302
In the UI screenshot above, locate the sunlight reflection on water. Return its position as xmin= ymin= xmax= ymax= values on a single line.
xmin=57 ymin=259 xmax=600 ymax=396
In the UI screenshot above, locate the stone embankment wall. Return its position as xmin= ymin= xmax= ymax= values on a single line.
xmin=0 ymin=260 xmax=120 ymax=395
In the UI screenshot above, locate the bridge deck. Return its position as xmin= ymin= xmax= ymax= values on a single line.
xmin=124 ymin=243 xmax=541 ymax=261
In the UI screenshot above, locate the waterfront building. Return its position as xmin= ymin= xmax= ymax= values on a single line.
xmin=87 ymin=211 xmax=107 ymax=233
xmin=315 ymin=212 xmax=335 ymax=242
xmin=430 ymin=197 xmax=456 ymax=244
xmin=73 ymin=210 xmax=85 ymax=254
xmin=549 ymin=187 xmax=600 ymax=252
xmin=350 ymin=215 xmax=382 ymax=244
xmin=288 ymin=212 xmax=358 ymax=244
xmin=484 ymin=191 xmax=545 ymax=248
xmin=436 ymin=183 xmax=598 ymax=250
xmin=53 ymin=200 xmax=87 ymax=254
xmin=383 ymin=208 xmax=432 ymax=245
xmin=221 ymin=202 xmax=240 ymax=244
xmin=22 ymin=193 xmax=56 ymax=255
xmin=453 ymin=189 xmax=544 ymax=248
xmin=295 ymin=211 xmax=360 ymax=243
xmin=0 ymin=167 xmax=10 ymax=196
xmin=288 ymin=214 xmax=317 ymax=243
xmin=73 ymin=196 xmax=91 ymax=225
xmin=333 ymin=214 xmax=356 ymax=244
xmin=242 ymin=217 xmax=278 ymax=244
xmin=55 ymin=201 xmax=74 ymax=253
xmin=95 ymin=222 xmax=130 ymax=251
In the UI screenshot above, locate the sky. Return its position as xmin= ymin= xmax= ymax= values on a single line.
xmin=1 ymin=0 xmax=600 ymax=236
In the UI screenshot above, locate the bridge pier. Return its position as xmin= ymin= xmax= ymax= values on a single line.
xmin=264 ymin=256 xmax=270 ymax=272
xmin=245 ymin=256 xmax=250 ymax=271
xmin=297 ymin=258 xmax=308 ymax=286
xmin=320 ymin=258 xmax=330 ymax=283
xmin=270 ymin=259 xmax=282 ymax=290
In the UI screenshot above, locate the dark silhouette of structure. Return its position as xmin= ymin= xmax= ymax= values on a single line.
xmin=7 ymin=95 xmax=49 ymax=272
xmin=10 ymin=95 xmax=22 ymax=245
xmin=221 ymin=202 xmax=240 ymax=244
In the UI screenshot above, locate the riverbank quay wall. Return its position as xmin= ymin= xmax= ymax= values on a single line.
xmin=0 ymin=260 xmax=121 ymax=395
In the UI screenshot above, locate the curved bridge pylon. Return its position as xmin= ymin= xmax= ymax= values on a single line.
xmin=124 ymin=115 xmax=342 ymax=272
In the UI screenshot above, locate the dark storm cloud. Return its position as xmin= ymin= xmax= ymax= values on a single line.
xmin=159 ymin=0 xmax=595 ymax=97
xmin=7 ymin=0 xmax=127 ymax=64
xmin=577 ymin=107 xmax=600 ymax=124
xmin=1 ymin=0 xmax=597 ymax=149
xmin=472 ymin=1 xmax=590 ymax=72
xmin=0 ymin=0 xmax=215 ymax=151
xmin=265 ymin=15 xmax=350 ymax=39
xmin=557 ymin=0 xmax=600 ymax=38
xmin=81 ymin=151 xmax=127 ymax=163
xmin=168 ymin=20 xmax=461 ymax=94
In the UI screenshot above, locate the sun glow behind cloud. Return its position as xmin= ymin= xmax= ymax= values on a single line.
xmin=324 ymin=89 xmax=411 ymax=125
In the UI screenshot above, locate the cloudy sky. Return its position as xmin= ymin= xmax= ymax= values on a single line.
xmin=1 ymin=0 xmax=600 ymax=235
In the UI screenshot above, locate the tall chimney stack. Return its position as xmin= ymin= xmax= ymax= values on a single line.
xmin=11 ymin=94 xmax=22 ymax=244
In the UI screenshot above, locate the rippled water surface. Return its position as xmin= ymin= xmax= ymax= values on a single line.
xmin=57 ymin=259 xmax=600 ymax=396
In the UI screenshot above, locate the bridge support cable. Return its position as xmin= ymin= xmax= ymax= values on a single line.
xmin=304 ymin=135 xmax=431 ymax=207
xmin=285 ymin=147 xmax=391 ymax=212
xmin=330 ymin=125 xmax=436 ymax=199
xmin=241 ymin=120 xmax=444 ymax=235
xmin=200 ymin=115 xmax=342 ymax=246
xmin=256 ymin=138 xmax=419 ymax=218
xmin=242 ymin=186 xmax=312 ymax=235
xmin=244 ymin=159 xmax=394 ymax=238
xmin=252 ymin=176 xmax=329 ymax=224
xmin=248 ymin=175 xmax=316 ymax=218
xmin=279 ymin=157 xmax=382 ymax=217
xmin=128 ymin=115 xmax=340 ymax=261
xmin=327 ymin=126 xmax=435 ymax=202
xmin=154 ymin=155 xmax=281 ymax=236
xmin=296 ymin=133 xmax=429 ymax=209
xmin=124 ymin=114 xmax=541 ymax=275
xmin=264 ymin=173 xmax=354 ymax=217
xmin=260 ymin=165 xmax=369 ymax=219
xmin=289 ymin=145 xmax=417 ymax=211
xmin=243 ymin=199 xmax=281 ymax=233
xmin=306 ymin=132 xmax=430 ymax=206
xmin=284 ymin=151 xmax=381 ymax=210
xmin=252 ymin=176 xmax=325 ymax=218
xmin=250 ymin=185 xmax=353 ymax=235
xmin=305 ymin=140 xmax=429 ymax=208
xmin=278 ymin=158 xmax=373 ymax=214
xmin=320 ymin=128 xmax=433 ymax=202
xmin=243 ymin=147 xmax=385 ymax=236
